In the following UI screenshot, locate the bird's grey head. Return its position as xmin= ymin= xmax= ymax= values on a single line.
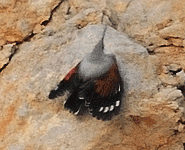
xmin=90 ymin=25 xmax=108 ymax=61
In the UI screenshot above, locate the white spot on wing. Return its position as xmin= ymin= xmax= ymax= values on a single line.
xmin=118 ymin=85 xmax=120 ymax=92
xmin=89 ymin=108 xmax=93 ymax=115
xmin=89 ymin=109 xmax=93 ymax=112
xmin=85 ymin=101 xmax=90 ymax=106
xmin=115 ymin=100 xmax=120 ymax=107
xmin=74 ymin=109 xmax=80 ymax=115
xmin=99 ymin=107 xmax=103 ymax=112
xmin=103 ymin=107 xmax=109 ymax=113
xmin=54 ymin=86 xmax=58 ymax=90
xmin=79 ymin=97 xmax=84 ymax=99
xmin=110 ymin=105 xmax=114 ymax=111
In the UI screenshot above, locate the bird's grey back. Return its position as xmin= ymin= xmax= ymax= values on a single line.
xmin=79 ymin=53 xmax=115 ymax=81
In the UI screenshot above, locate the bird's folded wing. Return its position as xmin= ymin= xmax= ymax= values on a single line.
xmin=48 ymin=63 xmax=81 ymax=99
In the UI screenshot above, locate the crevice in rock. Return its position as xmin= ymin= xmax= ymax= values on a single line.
xmin=0 ymin=1 xmax=64 ymax=73
xmin=0 ymin=63 xmax=8 ymax=73
xmin=23 ymin=32 xmax=35 ymax=42
xmin=164 ymin=37 xmax=184 ymax=40
xmin=178 ymin=118 xmax=185 ymax=125
xmin=0 ymin=32 xmax=36 ymax=73
xmin=173 ymin=129 xmax=179 ymax=135
xmin=158 ymin=44 xmax=169 ymax=47
xmin=0 ymin=44 xmax=18 ymax=73
xmin=169 ymin=68 xmax=182 ymax=76
xmin=183 ymin=143 xmax=185 ymax=149
xmin=158 ymin=44 xmax=184 ymax=48
xmin=177 ymin=86 xmax=185 ymax=98
xmin=41 ymin=0 xmax=64 ymax=26
xmin=147 ymin=48 xmax=155 ymax=55
xmin=66 ymin=6 xmax=71 ymax=15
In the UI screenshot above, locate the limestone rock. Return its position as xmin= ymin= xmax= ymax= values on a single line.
xmin=0 ymin=0 xmax=62 ymax=45
xmin=0 ymin=0 xmax=185 ymax=149
xmin=159 ymin=64 xmax=185 ymax=86
xmin=169 ymin=64 xmax=182 ymax=72
xmin=0 ymin=43 xmax=16 ymax=69
xmin=106 ymin=0 xmax=185 ymax=70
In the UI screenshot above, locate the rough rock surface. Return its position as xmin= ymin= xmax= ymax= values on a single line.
xmin=0 ymin=0 xmax=62 ymax=45
xmin=0 ymin=0 xmax=185 ymax=150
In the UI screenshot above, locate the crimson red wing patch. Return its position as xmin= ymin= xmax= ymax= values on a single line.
xmin=63 ymin=63 xmax=80 ymax=82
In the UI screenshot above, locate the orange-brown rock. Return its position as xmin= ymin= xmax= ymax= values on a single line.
xmin=0 ymin=0 xmax=61 ymax=45
xmin=0 ymin=0 xmax=185 ymax=150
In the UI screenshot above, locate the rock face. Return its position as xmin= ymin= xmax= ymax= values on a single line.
xmin=0 ymin=0 xmax=185 ymax=150
xmin=0 ymin=0 xmax=62 ymax=45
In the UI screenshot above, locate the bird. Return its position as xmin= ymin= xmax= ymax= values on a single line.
xmin=49 ymin=25 xmax=123 ymax=120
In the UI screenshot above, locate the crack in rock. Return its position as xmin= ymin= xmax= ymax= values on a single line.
xmin=0 ymin=43 xmax=18 ymax=73
xmin=0 ymin=32 xmax=36 ymax=73
xmin=0 ymin=1 xmax=64 ymax=73
xmin=41 ymin=0 xmax=64 ymax=26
